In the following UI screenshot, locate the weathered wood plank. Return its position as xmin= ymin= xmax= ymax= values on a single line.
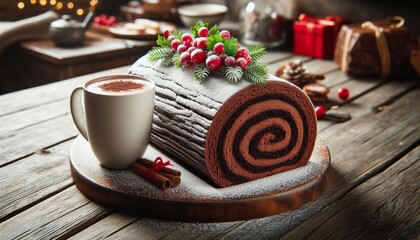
xmin=0 ymin=99 xmax=68 ymax=137
xmin=282 ymin=146 xmax=420 ymax=239
xmin=0 ymin=186 xmax=110 ymax=240
xmin=317 ymin=79 xmax=418 ymax=131
xmin=0 ymin=140 xmax=73 ymax=221
xmin=0 ymin=114 xmax=77 ymax=166
xmin=217 ymin=84 xmax=419 ymax=239
xmin=67 ymin=213 xmax=138 ymax=239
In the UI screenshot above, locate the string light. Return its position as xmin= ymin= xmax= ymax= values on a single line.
xmin=56 ymin=2 xmax=63 ymax=10
xmin=17 ymin=2 xmax=25 ymax=9
xmin=76 ymin=8 xmax=84 ymax=16
xmin=17 ymin=0 xmax=98 ymax=17
xmin=67 ymin=2 xmax=74 ymax=9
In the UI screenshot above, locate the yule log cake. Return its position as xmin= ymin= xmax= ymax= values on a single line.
xmin=129 ymin=23 xmax=317 ymax=187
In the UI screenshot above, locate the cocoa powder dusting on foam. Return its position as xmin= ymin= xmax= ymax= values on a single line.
xmin=99 ymin=80 xmax=144 ymax=92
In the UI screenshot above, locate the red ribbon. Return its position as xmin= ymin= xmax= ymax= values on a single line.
xmin=144 ymin=157 xmax=173 ymax=179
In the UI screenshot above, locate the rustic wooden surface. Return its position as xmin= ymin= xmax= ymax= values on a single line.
xmin=0 ymin=50 xmax=419 ymax=239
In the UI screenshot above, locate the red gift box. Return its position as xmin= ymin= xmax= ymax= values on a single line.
xmin=294 ymin=14 xmax=345 ymax=59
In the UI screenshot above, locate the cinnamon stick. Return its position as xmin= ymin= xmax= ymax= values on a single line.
xmin=132 ymin=162 xmax=171 ymax=190
xmin=160 ymin=172 xmax=181 ymax=188
xmin=138 ymin=158 xmax=182 ymax=176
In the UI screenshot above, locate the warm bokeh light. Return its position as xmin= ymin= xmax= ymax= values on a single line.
xmin=17 ymin=2 xmax=25 ymax=9
xmin=50 ymin=0 xmax=57 ymax=6
xmin=76 ymin=8 xmax=84 ymax=16
xmin=30 ymin=0 xmax=37 ymax=4
xmin=56 ymin=2 xmax=63 ymax=10
xmin=90 ymin=0 xmax=98 ymax=7
xmin=39 ymin=0 xmax=47 ymax=6
xmin=67 ymin=2 xmax=74 ymax=9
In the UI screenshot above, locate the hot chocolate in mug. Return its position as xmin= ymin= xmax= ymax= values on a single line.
xmin=70 ymin=75 xmax=155 ymax=169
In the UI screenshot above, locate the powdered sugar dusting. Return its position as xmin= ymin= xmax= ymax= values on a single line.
xmin=70 ymin=135 xmax=329 ymax=202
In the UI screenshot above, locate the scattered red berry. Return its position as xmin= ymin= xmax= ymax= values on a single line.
xmin=163 ymin=29 xmax=171 ymax=38
xmin=236 ymin=57 xmax=248 ymax=68
xmin=171 ymin=39 xmax=181 ymax=50
xmin=206 ymin=55 xmax=222 ymax=71
xmin=177 ymin=44 xmax=187 ymax=53
xmin=94 ymin=14 xmax=116 ymax=26
xmin=224 ymin=56 xmax=236 ymax=66
xmin=181 ymin=33 xmax=193 ymax=44
xmin=220 ymin=30 xmax=231 ymax=39
xmin=213 ymin=42 xmax=225 ymax=54
xmin=337 ymin=87 xmax=350 ymax=100
xmin=191 ymin=49 xmax=206 ymax=64
xmin=315 ymin=106 xmax=327 ymax=119
xmin=198 ymin=27 xmax=209 ymax=37
xmin=180 ymin=52 xmax=191 ymax=65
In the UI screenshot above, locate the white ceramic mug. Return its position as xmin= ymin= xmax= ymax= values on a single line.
xmin=70 ymin=75 xmax=155 ymax=169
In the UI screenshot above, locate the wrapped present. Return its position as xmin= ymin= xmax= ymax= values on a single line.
xmin=294 ymin=13 xmax=345 ymax=59
xmin=334 ymin=16 xmax=419 ymax=78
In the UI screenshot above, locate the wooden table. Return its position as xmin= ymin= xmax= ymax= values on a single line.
xmin=0 ymin=30 xmax=155 ymax=93
xmin=0 ymin=50 xmax=419 ymax=239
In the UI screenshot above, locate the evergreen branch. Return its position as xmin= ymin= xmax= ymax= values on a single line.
xmin=243 ymin=61 xmax=268 ymax=85
xmin=224 ymin=37 xmax=239 ymax=56
xmin=225 ymin=66 xmax=243 ymax=84
xmin=208 ymin=25 xmax=220 ymax=36
xmin=172 ymin=53 xmax=181 ymax=68
xmin=147 ymin=47 xmax=173 ymax=63
xmin=248 ymin=44 xmax=266 ymax=61
xmin=156 ymin=35 xmax=170 ymax=47
xmin=194 ymin=65 xmax=210 ymax=82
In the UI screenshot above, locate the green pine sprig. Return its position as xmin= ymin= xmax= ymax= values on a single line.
xmin=194 ymin=65 xmax=210 ymax=82
xmin=243 ymin=61 xmax=268 ymax=85
xmin=148 ymin=21 xmax=269 ymax=85
xmin=248 ymin=45 xmax=265 ymax=61
xmin=225 ymin=66 xmax=243 ymax=83
xmin=147 ymin=46 xmax=173 ymax=64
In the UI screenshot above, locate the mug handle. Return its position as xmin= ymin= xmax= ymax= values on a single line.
xmin=70 ymin=86 xmax=88 ymax=140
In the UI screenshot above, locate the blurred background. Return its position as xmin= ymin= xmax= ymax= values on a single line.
xmin=1 ymin=0 xmax=419 ymax=34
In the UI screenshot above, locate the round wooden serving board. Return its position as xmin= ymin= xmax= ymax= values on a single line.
xmin=70 ymin=136 xmax=330 ymax=222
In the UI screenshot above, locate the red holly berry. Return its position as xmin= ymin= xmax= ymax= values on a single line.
xmin=191 ymin=49 xmax=206 ymax=64
xmin=196 ymin=37 xmax=208 ymax=49
xmin=171 ymin=39 xmax=181 ymax=50
xmin=198 ymin=27 xmax=209 ymax=37
xmin=224 ymin=56 xmax=236 ymax=66
xmin=220 ymin=30 xmax=231 ymax=39
xmin=177 ymin=44 xmax=187 ymax=53
xmin=181 ymin=33 xmax=193 ymax=44
xmin=214 ymin=42 xmax=225 ymax=54
xmin=337 ymin=87 xmax=350 ymax=100
xmin=315 ymin=106 xmax=327 ymax=119
xmin=106 ymin=16 xmax=116 ymax=26
xmin=219 ymin=53 xmax=227 ymax=62
xmin=236 ymin=57 xmax=248 ymax=68
xmin=187 ymin=46 xmax=197 ymax=54
xmin=163 ymin=29 xmax=171 ymax=38
xmin=206 ymin=55 xmax=222 ymax=71
xmin=180 ymin=52 xmax=191 ymax=65
xmin=235 ymin=47 xmax=250 ymax=59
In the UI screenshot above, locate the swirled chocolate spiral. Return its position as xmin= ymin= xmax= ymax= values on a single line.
xmin=205 ymin=81 xmax=317 ymax=187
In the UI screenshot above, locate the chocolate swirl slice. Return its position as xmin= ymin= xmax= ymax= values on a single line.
xmin=206 ymin=81 xmax=317 ymax=187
